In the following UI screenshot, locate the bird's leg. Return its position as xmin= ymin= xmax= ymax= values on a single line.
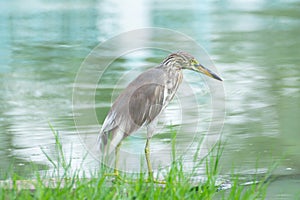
xmin=146 ymin=119 xmax=158 ymax=181
xmin=145 ymin=137 xmax=153 ymax=181
xmin=144 ymin=137 xmax=166 ymax=184
xmin=145 ymin=119 xmax=166 ymax=184
xmin=103 ymin=142 xmax=123 ymax=182
xmin=114 ymin=142 xmax=121 ymax=176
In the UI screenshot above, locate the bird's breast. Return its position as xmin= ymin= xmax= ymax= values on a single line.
xmin=163 ymin=70 xmax=183 ymax=107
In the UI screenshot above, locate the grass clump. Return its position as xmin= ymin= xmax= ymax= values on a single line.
xmin=0 ymin=127 xmax=274 ymax=200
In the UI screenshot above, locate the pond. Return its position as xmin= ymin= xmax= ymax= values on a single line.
xmin=0 ymin=0 xmax=299 ymax=199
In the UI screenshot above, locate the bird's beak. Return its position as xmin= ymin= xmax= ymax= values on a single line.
xmin=194 ymin=64 xmax=223 ymax=81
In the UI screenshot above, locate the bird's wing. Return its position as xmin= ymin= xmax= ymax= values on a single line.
xmin=128 ymin=82 xmax=165 ymax=127
xmin=98 ymin=68 xmax=166 ymax=151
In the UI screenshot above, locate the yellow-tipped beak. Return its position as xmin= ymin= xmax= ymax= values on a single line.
xmin=195 ymin=64 xmax=223 ymax=81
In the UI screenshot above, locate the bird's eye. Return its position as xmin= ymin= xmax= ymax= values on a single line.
xmin=191 ymin=59 xmax=198 ymax=65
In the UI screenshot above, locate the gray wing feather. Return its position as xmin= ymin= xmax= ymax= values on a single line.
xmin=129 ymin=83 xmax=164 ymax=127
xmin=98 ymin=68 xmax=166 ymax=151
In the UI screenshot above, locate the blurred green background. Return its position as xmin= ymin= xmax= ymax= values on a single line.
xmin=0 ymin=0 xmax=299 ymax=198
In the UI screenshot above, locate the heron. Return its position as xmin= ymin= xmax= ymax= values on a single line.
xmin=98 ymin=51 xmax=222 ymax=181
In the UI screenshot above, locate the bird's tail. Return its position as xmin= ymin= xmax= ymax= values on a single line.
xmin=97 ymin=130 xmax=108 ymax=152
xmin=98 ymin=127 xmax=124 ymax=156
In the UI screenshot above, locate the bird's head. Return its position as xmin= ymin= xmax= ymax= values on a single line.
xmin=163 ymin=51 xmax=223 ymax=81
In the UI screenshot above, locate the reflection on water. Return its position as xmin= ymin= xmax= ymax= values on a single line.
xmin=0 ymin=0 xmax=300 ymax=198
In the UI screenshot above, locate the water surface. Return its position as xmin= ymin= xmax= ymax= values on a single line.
xmin=0 ymin=1 xmax=299 ymax=199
